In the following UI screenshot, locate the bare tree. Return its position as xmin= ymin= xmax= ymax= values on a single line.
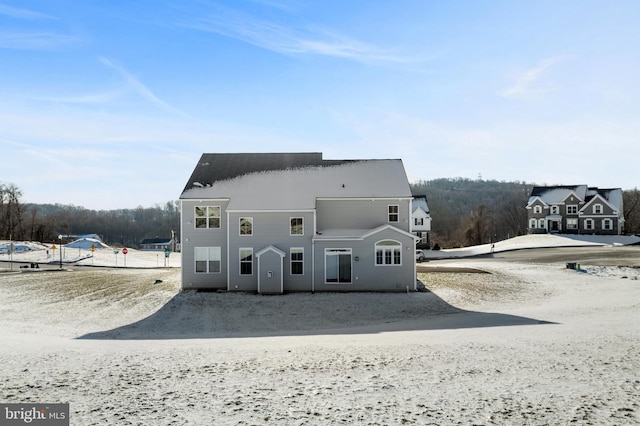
xmin=464 ymin=204 xmax=490 ymax=246
xmin=623 ymin=188 xmax=640 ymax=234
xmin=0 ymin=183 xmax=24 ymax=240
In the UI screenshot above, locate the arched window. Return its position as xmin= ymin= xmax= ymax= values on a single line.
xmin=375 ymin=240 xmax=401 ymax=265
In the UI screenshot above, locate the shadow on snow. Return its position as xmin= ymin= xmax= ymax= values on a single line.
xmin=78 ymin=290 xmax=555 ymax=340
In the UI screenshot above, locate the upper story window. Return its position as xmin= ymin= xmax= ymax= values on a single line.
xmin=239 ymin=217 xmax=253 ymax=236
xmin=566 ymin=205 xmax=578 ymax=215
xmin=550 ymin=205 xmax=559 ymax=214
xmin=195 ymin=206 xmax=220 ymax=229
xmin=533 ymin=205 xmax=542 ymax=214
xmin=414 ymin=217 xmax=424 ymax=226
xmin=593 ymin=204 xmax=603 ymax=214
xmin=388 ymin=205 xmax=399 ymax=222
xmin=375 ymin=240 xmax=401 ymax=265
xmin=290 ymin=217 xmax=303 ymax=235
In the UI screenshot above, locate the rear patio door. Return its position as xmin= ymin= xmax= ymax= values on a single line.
xmin=325 ymin=249 xmax=352 ymax=283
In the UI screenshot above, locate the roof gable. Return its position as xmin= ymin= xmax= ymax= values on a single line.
xmin=529 ymin=185 xmax=587 ymax=205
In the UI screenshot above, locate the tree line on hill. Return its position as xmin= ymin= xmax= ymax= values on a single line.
xmin=1 ymin=180 xmax=639 ymax=248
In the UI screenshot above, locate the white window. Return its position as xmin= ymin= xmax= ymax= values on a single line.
xmin=593 ymin=204 xmax=603 ymax=214
xmin=195 ymin=247 xmax=221 ymax=273
xmin=290 ymin=248 xmax=303 ymax=275
xmin=325 ymin=249 xmax=352 ymax=283
xmin=195 ymin=206 xmax=220 ymax=229
xmin=375 ymin=240 xmax=402 ymax=265
xmin=566 ymin=205 xmax=578 ymax=215
xmin=290 ymin=217 xmax=303 ymax=235
xmin=533 ymin=205 xmax=542 ymax=214
xmin=550 ymin=205 xmax=559 ymax=214
xmin=567 ymin=218 xmax=578 ymax=230
xmin=239 ymin=217 xmax=253 ymax=236
xmin=585 ymin=219 xmax=594 ymax=230
xmin=538 ymin=218 xmax=546 ymax=229
xmin=388 ymin=205 xmax=399 ymax=222
xmin=239 ymin=248 xmax=253 ymax=275
xmin=529 ymin=218 xmax=537 ymax=229
xmin=602 ymin=219 xmax=613 ymax=230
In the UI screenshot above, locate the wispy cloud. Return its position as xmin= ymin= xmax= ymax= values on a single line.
xmin=34 ymin=90 xmax=127 ymax=105
xmin=98 ymin=56 xmax=190 ymax=117
xmin=180 ymin=4 xmax=416 ymax=65
xmin=501 ymin=57 xmax=562 ymax=99
xmin=0 ymin=31 xmax=79 ymax=50
xmin=0 ymin=4 xmax=55 ymax=20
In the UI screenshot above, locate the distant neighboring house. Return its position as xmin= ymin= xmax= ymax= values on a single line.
xmin=179 ymin=152 xmax=419 ymax=294
xmin=526 ymin=185 xmax=624 ymax=235
xmin=140 ymin=238 xmax=173 ymax=251
xmin=412 ymin=195 xmax=431 ymax=247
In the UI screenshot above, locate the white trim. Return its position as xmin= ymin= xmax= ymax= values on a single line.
xmin=239 ymin=247 xmax=254 ymax=276
xmin=289 ymin=247 xmax=304 ymax=276
xmin=180 ymin=198 xmax=230 ymax=202
xmin=226 ymin=209 xmax=315 ymax=213
xmin=239 ymin=217 xmax=253 ymax=236
xmin=374 ymin=239 xmax=402 ymax=266
xmin=317 ymin=197 xmax=413 ymax=201
xmin=324 ymin=248 xmax=352 ymax=284
xmin=255 ymin=246 xmax=285 ymax=294
xmin=580 ymin=193 xmax=617 ymax=215
xmin=290 ymin=217 xmax=304 ymax=236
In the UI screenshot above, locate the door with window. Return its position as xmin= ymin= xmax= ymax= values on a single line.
xmin=325 ymin=249 xmax=352 ymax=283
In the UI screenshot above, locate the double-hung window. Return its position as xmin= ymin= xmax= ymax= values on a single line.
xmin=602 ymin=219 xmax=613 ymax=230
xmin=290 ymin=248 xmax=303 ymax=275
xmin=388 ymin=205 xmax=399 ymax=222
xmin=585 ymin=219 xmax=594 ymax=230
xmin=240 ymin=248 xmax=253 ymax=275
xmin=195 ymin=247 xmax=221 ymax=273
xmin=593 ymin=204 xmax=603 ymax=214
xmin=566 ymin=205 xmax=578 ymax=215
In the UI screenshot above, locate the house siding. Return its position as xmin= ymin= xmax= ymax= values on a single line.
xmin=313 ymin=227 xmax=416 ymax=292
xmin=227 ymin=211 xmax=315 ymax=292
xmin=316 ymin=199 xmax=412 ymax=232
xmin=180 ymin=199 xmax=229 ymax=290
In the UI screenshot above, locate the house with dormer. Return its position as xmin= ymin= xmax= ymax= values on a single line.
xmin=180 ymin=153 xmax=419 ymax=293
xmin=526 ymin=185 xmax=624 ymax=235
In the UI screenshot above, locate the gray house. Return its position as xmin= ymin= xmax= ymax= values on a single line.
xmin=179 ymin=153 xmax=418 ymax=293
xmin=526 ymin=185 xmax=624 ymax=235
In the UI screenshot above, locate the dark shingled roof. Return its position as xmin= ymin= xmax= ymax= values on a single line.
xmin=182 ymin=152 xmax=354 ymax=194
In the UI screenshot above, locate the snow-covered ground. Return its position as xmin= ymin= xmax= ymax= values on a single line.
xmin=0 ymin=235 xmax=639 ymax=424
xmin=0 ymin=242 xmax=179 ymax=269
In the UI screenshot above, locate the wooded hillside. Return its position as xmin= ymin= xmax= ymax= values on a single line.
xmin=2 ymin=180 xmax=638 ymax=248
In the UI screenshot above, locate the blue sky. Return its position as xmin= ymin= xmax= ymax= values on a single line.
xmin=1 ymin=1 xmax=639 ymax=210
